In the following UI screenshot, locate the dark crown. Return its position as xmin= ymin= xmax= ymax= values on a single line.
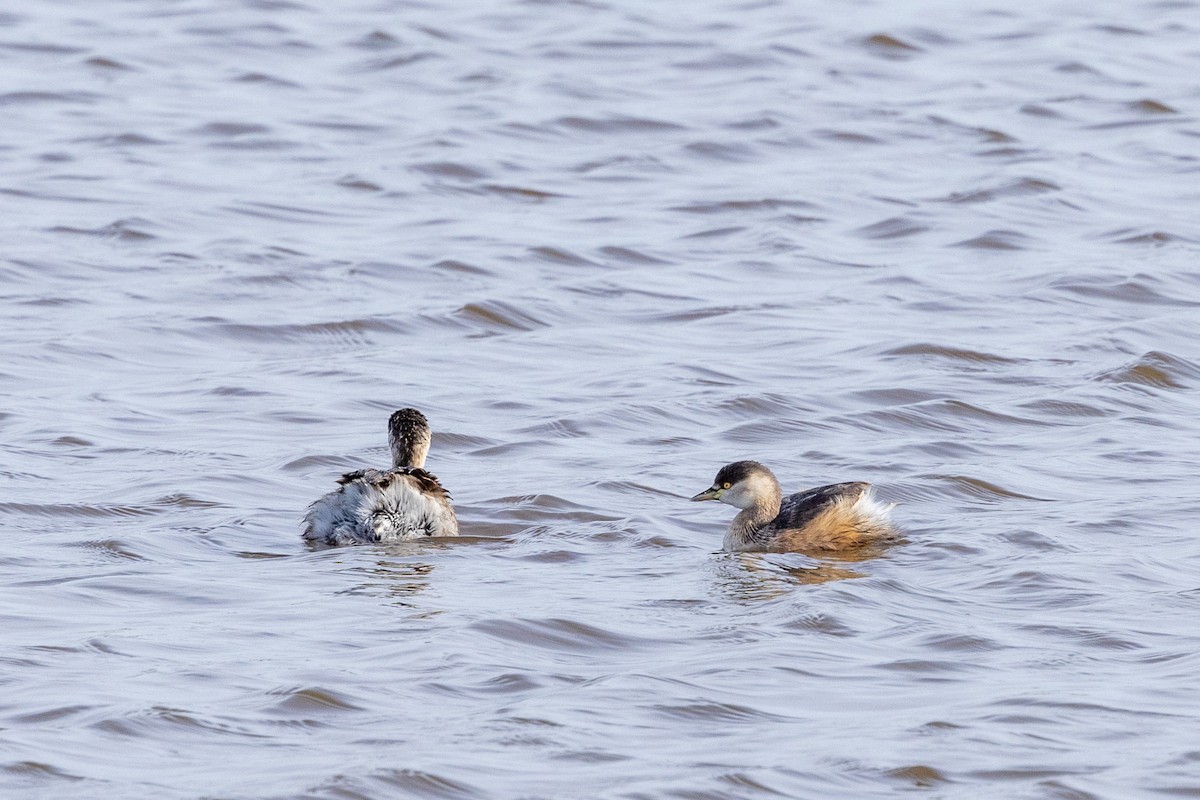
xmin=713 ymin=460 xmax=771 ymax=486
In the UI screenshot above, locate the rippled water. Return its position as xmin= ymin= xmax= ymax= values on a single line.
xmin=4 ymin=0 xmax=1200 ymax=797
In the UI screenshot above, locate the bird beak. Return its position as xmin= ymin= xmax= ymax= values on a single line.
xmin=691 ymin=486 xmax=721 ymax=502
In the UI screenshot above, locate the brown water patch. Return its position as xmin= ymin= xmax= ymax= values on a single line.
xmin=1094 ymin=351 xmax=1198 ymax=389
xmin=429 ymin=258 xmax=494 ymax=276
xmin=482 ymin=183 xmax=566 ymax=201
xmin=1131 ymin=99 xmax=1177 ymax=114
xmin=814 ymin=129 xmax=883 ymax=144
xmin=449 ymin=300 xmax=547 ymax=334
xmin=2 ymin=761 xmax=84 ymax=782
xmin=49 ymin=435 xmax=93 ymax=447
xmin=885 ymin=764 xmax=951 ymax=788
xmin=267 ymin=686 xmax=364 ymax=713
xmin=884 ymin=343 xmax=1024 ymax=364
xmin=779 ymin=562 xmax=870 ymax=584
xmin=861 ymin=33 xmax=924 ymax=58
xmin=1020 ymin=103 xmax=1067 ymax=119
xmin=74 ymin=539 xmax=147 ymax=562
xmin=527 ymin=246 xmax=598 ymax=266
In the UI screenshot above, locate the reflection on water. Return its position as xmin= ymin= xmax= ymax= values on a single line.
xmin=715 ymin=545 xmax=900 ymax=600
xmin=335 ymin=558 xmax=438 ymax=603
xmin=2 ymin=0 xmax=1200 ymax=797
xmin=718 ymin=554 xmax=867 ymax=599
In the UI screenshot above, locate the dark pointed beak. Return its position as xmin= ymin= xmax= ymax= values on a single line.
xmin=691 ymin=487 xmax=721 ymax=502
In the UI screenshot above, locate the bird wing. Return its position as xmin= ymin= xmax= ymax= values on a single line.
xmin=386 ymin=467 xmax=453 ymax=503
xmin=334 ymin=467 xmax=449 ymax=499
xmin=772 ymin=481 xmax=869 ymax=531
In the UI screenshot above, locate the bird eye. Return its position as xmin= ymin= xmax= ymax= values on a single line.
xmin=722 ymin=482 xmax=730 ymax=489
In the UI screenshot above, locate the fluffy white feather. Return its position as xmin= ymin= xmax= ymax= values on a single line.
xmin=303 ymin=469 xmax=458 ymax=546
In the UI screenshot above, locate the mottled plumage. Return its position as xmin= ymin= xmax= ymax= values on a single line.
xmin=302 ymin=409 xmax=458 ymax=546
xmin=691 ymin=460 xmax=896 ymax=553
xmin=775 ymin=481 xmax=871 ymax=533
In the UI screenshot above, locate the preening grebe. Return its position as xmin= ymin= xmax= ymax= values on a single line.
xmin=691 ymin=460 xmax=896 ymax=553
xmin=302 ymin=408 xmax=458 ymax=546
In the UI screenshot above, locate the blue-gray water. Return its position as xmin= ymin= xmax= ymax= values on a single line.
xmin=3 ymin=1 xmax=1200 ymax=798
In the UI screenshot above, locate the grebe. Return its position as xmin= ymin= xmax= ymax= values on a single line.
xmin=302 ymin=408 xmax=458 ymax=546
xmin=691 ymin=460 xmax=896 ymax=553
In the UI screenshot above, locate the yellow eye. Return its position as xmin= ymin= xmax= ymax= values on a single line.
xmin=722 ymin=482 xmax=731 ymax=489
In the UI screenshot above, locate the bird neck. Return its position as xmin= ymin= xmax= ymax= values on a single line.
xmin=390 ymin=437 xmax=429 ymax=468
xmin=730 ymin=481 xmax=782 ymax=541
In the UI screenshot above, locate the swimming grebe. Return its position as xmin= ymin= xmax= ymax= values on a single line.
xmin=302 ymin=408 xmax=458 ymax=546
xmin=691 ymin=460 xmax=896 ymax=553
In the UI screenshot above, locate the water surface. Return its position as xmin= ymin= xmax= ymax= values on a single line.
xmin=3 ymin=0 xmax=1200 ymax=797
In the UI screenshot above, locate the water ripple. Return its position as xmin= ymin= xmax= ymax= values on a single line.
xmin=2 ymin=0 xmax=1199 ymax=797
